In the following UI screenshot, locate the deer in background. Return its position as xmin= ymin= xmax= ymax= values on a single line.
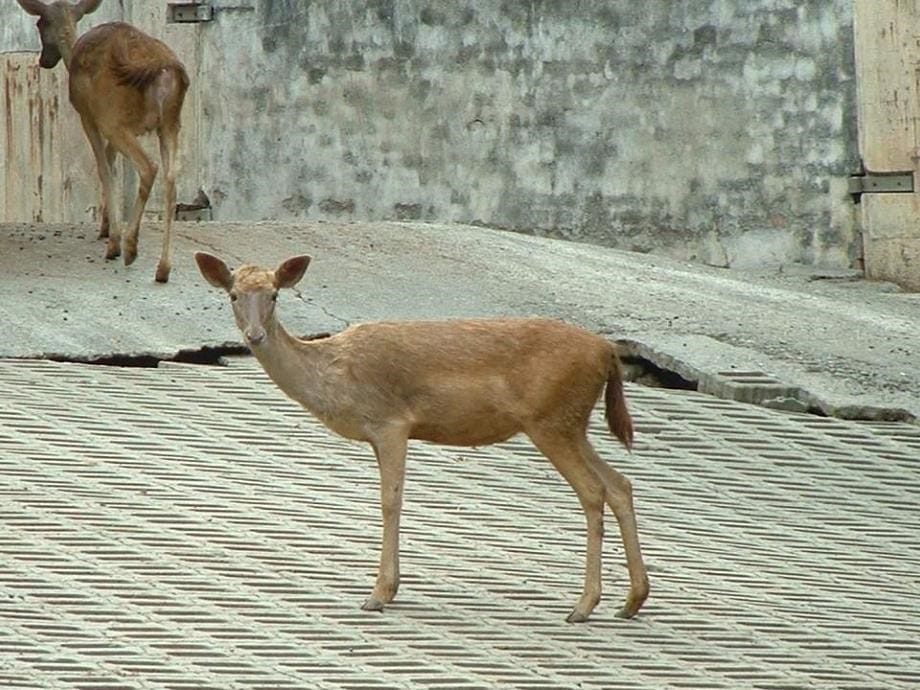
xmin=17 ymin=0 xmax=189 ymax=283
xmin=195 ymin=252 xmax=651 ymax=623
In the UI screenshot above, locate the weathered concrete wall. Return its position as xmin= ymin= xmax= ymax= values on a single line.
xmin=2 ymin=0 xmax=859 ymax=269
xmin=194 ymin=0 xmax=858 ymax=268
xmin=1 ymin=3 xmax=122 ymax=52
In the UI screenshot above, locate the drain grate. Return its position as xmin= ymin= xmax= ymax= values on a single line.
xmin=0 ymin=358 xmax=918 ymax=689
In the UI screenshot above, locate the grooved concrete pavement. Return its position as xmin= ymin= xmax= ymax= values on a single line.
xmin=1 ymin=358 xmax=918 ymax=689
xmin=2 ymin=219 xmax=919 ymax=688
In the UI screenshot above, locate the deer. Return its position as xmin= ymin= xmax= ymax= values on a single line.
xmin=17 ymin=0 xmax=189 ymax=283
xmin=194 ymin=251 xmax=651 ymax=623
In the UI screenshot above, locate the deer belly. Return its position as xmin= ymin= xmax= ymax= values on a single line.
xmin=410 ymin=409 xmax=521 ymax=446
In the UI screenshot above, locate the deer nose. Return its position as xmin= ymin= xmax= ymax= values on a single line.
xmin=246 ymin=329 xmax=266 ymax=346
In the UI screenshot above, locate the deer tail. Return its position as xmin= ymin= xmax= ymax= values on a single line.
xmin=110 ymin=29 xmax=189 ymax=95
xmin=605 ymin=346 xmax=634 ymax=450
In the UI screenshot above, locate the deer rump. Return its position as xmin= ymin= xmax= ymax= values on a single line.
xmin=69 ymin=22 xmax=188 ymax=135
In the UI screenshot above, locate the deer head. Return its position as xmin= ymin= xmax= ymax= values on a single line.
xmin=195 ymin=253 xmax=312 ymax=347
xmin=17 ymin=0 xmax=105 ymax=68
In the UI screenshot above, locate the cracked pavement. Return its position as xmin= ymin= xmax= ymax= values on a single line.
xmin=2 ymin=219 xmax=917 ymax=421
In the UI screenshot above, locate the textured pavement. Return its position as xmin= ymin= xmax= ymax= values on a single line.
xmin=1 ymin=357 xmax=918 ymax=689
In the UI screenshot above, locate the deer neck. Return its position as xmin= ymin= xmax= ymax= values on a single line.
xmin=55 ymin=23 xmax=79 ymax=70
xmin=249 ymin=318 xmax=336 ymax=417
xmin=59 ymin=43 xmax=75 ymax=70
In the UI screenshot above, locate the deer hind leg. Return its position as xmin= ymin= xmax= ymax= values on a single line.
xmin=155 ymin=128 xmax=179 ymax=283
xmin=107 ymin=130 xmax=158 ymax=270
xmin=527 ymin=425 xmax=607 ymax=623
xmin=363 ymin=428 xmax=409 ymax=612
xmin=97 ymin=143 xmax=117 ymax=239
xmin=581 ymin=439 xmax=649 ymax=618
xmin=80 ymin=118 xmax=119 ymax=258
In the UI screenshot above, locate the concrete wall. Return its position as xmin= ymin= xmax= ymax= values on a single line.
xmin=2 ymin=0 xmax=860 ymax=269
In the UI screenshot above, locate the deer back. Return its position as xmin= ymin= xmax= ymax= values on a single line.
xmin=68 ymin=22 xmax=188 ymax=134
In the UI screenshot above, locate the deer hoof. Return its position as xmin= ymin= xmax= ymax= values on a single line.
xmin=361 ymin=597 xmax=386 ymax=612
xmin=104 ymin=242 xmax=120 ymax=261
xmin=616 ymin=604 xmax=639 ymax=619
xmin=617 ymin=585 xmax=648 ymax=619
xmin=123 ymin=249 xmax=137 ymax=266
xmin=154 ymin=263 xmax=171 ymax=283
xmin=566 ymin=609 xmax=590 ymax=624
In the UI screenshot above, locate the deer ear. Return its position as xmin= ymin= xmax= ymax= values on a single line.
xmin=274 ymin=255 xmax=311 ymax=289
xmin=194 ymin=252 xmax=233 ymax=291
xmin=16 ymin=0 xmax=48 ymax=17
xmin=75 ymin=0 xmax=104 ymax=18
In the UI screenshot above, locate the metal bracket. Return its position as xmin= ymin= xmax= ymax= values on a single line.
xmin=167 ymin=2 xmax=214 ymax=23
xmin=847 ymin=172 xmax=914 ymax=196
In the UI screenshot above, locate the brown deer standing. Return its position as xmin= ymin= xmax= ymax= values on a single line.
xmin=195 ymin=252 xmax=650 ymax=623
xmin=17 ymin=0 xmax=189 ymax=283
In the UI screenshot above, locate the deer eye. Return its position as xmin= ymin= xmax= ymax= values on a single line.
xmin=229 ymin=293 xmax=238 ymax=302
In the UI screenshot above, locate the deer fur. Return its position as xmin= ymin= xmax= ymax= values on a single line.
xmin=194 ymin=252 xmax=650 ymax=622
xmin=17 ymin=0 xmax=189 ymax=283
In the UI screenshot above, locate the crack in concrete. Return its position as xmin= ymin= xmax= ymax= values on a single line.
xmin=19 ymin=330 xmax=915 ymax=424
xmin=185 ymin=234 xmax=247 ymax=266
xmin=290 ymin=288 xmax=351 ymax=329
xmin=23 ymin=342 xmax=251 ymax=368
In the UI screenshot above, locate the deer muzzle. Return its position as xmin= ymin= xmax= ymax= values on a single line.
xmin=245 ymin=328 xmax=266 ymax=347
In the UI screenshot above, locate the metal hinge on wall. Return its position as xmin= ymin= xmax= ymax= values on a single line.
xmin=167 ymin=2 xmax=214 ymax=23
xmin=847 ymin=171 xmax=914 ymax=200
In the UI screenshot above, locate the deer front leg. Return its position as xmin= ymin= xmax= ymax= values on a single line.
xmin=363 ymin=431 xmax=408 ymax=612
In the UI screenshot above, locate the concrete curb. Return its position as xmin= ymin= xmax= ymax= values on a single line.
xmin=620 ymin=338 xmax=917 ymax=424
